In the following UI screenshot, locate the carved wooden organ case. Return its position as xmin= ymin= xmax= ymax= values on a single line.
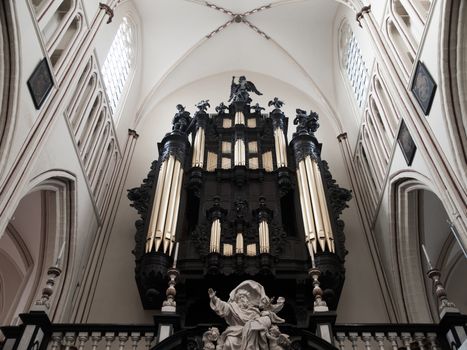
xmin=128 ymin=88 xmax=351 ymax=327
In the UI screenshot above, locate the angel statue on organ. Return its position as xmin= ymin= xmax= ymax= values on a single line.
xmin=229 ymin=76 xmax=263 ymax=103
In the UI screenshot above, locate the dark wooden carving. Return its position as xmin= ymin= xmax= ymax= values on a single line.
xmin=128 ymin=79 xmax=351 ymax=325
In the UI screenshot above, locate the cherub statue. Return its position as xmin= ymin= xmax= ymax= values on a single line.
xmin=268 ymin=97 xmax=284 ymax=111
xmin=229 ymin=76 xmax=262 ymax=103
xmin=202 ymin=327 xmax=220 ymax=350
xmin=196 ymin=99 xmax=211 ymax=113
xmin=208 ymin=280 xmax=289 ymax=350
xmin=172 ymin=104 xmax=192 ymax=132
xmin=307 ymin=110 xmax=320 ymax=133
xmin=267 ymin=325 xmax=291 ymax=350
xmin=251 ymin=103 xmax=265 ymax=114
xmin=293 ymin=108 xmax=309 ymax=135
xmin=215 ymin=102 xmax=229 ymax=114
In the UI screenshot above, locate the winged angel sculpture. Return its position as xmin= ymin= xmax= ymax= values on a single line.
xmin=229 ymin=76 xmax=263 ymax=103
xmin=205 ymin=280 xmax=291 ymax=350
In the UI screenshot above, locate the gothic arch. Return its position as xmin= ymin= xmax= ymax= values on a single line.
xmin=439 ymin=0 xmax=467 ymax=183
xmin=389 ymin=171 xmax=453 ymax=323
xmin=0 ymin=171 xmax=77 ymax=324
xmin=0 ymin=224 xmax=33 ymax=325
xmin=0 ymin=0 xmax=19 ymax=176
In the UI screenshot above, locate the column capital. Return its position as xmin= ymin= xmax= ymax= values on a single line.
xmin=128 ymin=129 xmax=139 ymax=139
xmin=99 ymin=3 xmax=114 ymax=24
xmin=356 ymin=5 xmax=371 ymax=27
xmin=337 ymin=132 xmax=348 ymax=142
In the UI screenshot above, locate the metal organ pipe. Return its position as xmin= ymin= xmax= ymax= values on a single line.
xmin=312 ymin=160 xmax=334 ymax=252
xmin=259 ymin=220 xmax=270 ymax=253
xmin=210 ymin=219 xmax=221 ymax=253
xmin=241 ymin=139 xmax=245 ymax=165
xmin=200 ymin=128 xmax=205 ymax=167
xmin=274 ymin=129 xmax=281 ymax=166
xmin=236 ymin=233 xmax=244 ymax=254
xmin=296 ymin=155 xmax=335 ymax=254
xmin=235 ymin=111 xmax=245 ymax=125
xmin=169 ymin=167 xmax=184 ymax=255
xmin=279 ymin=131 xmax=288 ymax=167
xmin=235 ymin=139 xmax=246 ymax=166
xmin=304 ymin=156 xmax=326 ymax=251
xmin=192 ymin=129 xmax=199 ymax=167
xmin=298 ymin=160 xmax=317 ymax=251
xmin=163 ymin=159 xmax=181 ymax=253
xmin=146 ymin=160 xmax=166 ymax=252
xmin=155 ymin=155 xmax=175 ymax=251
xmin=274 ymin=127 xmax=288 ymax=167
xmin=192 ymin=127 xmax=205 ymax=168
xmin=145 ymin=154 xmax=184 ymax=254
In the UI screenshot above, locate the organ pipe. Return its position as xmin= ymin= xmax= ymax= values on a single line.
xmin=236 ymin=233 xmax=244 ymax=254
xmin=146 ymin=160 xmax=166 ymax=252
xmin=169 ymin=167 xmax=184 ymax=254
xmin=235 ymin=111 xmax=245 ymax=125
xmin=155 ymin=155 xmax=175 ymax=251
xmin=192 ymin=127 xmax=205 ymax=167
xmin=313 ymin=160 xmax=334 ymax=252
xmin=274 ymin=127 xmax=288 ymax=167
xmin=210 ymin=219 xmax=221 ymax=253
xmin=163 ymin=160 xmax=181 ymax=253
xmin=296 ymin=156 xmax=334 ymax=253
xmin=259 ymin=220 xmax=270 ymax=253
xmin=298 ymin=160 xmax=317 ymax=251
xmin=304 ymin=156 xmax=326 ymax=251
xmin=146 ymin=155 xmax=184 ymax=254
xmin=234 ymin=139 xmax=245 ymax=166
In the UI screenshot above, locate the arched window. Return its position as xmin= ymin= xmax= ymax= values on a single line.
xmin=101 ymin=17 xmax=135 ymax=120
xmin=339 ymin=21 xmax=370 ymax=110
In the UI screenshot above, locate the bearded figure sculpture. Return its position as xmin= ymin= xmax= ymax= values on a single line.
xmin=207 ymin=281 xmax=291 ymax=350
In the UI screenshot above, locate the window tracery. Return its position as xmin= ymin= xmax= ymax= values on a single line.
xmin=339 ymin=22 xmax=370 ymax=110
xmin=101 ymin=17 xmax=135 ymax=118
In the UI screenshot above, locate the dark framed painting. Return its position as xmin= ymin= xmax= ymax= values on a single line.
xmin=27 ymin=58 xmax=54 ymax=109
xmin=397 ymin=120 xmax=416 ymax=166
xmin=411 ymin=60 xmax=436 ymax=115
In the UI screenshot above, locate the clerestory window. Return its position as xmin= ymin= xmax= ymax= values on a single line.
xmin=101 ymin=17 xmax=134 ymax=120
xmin=344 ymin=32 xmax=369 ymax=109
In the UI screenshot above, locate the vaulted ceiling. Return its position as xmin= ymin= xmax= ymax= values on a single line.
xmin=128 ymin=0 xmax=351 ymax=131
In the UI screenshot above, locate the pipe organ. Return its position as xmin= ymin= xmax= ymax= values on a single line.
xmin=128 ymin=77 xmax=351 ymax=324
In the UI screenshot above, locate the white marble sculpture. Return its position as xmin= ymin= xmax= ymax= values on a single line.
xmin=207 ymin=280 xmax=291 ymax=350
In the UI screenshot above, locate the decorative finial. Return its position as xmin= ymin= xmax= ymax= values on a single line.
xmin=162 ymin=268 xmax=179 ymax=312
xmin=309 ymin=267 xmax=328 ymax=312
xmin=422 ymin=244 xmax=459 ymax=317
xmin=33 ymin=266 xmax=62 ymax=310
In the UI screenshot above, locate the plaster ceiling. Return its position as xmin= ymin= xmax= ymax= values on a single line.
xmin=128 ymin=0 xmax=349 ymax=130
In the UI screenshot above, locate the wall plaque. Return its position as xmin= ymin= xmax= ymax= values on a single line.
xmin=27 ymin=58 xmax=54 ymax=109
xmin=398 ymin=120 xmax=416 ymax=166
xmin=411 ymin=60 xmax=436 ymax=115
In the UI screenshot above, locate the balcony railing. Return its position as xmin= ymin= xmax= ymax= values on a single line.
xmin=2 ymin=311 xmax=466 ymax=350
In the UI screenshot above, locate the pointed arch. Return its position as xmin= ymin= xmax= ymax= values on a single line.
xmin=439 ymin=0 xmax=467 ymax=183
xmin=0 ymin=0 xmax=19 ymax=177
xmin=0 ymin=171 xmax=77 ymax=324
xmin=388 ymin=171 xmax=456 ymax=323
